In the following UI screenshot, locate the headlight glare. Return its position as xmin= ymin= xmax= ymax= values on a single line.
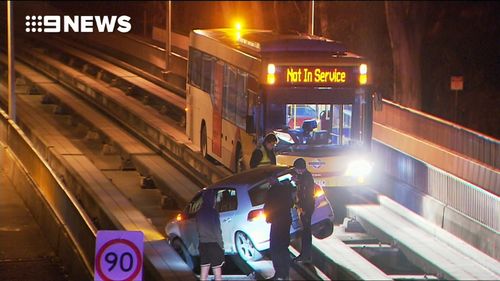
xmin=345 ymin=159 xmax=373 ymax=178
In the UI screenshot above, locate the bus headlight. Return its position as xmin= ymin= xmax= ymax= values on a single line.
xmin=345 ymin=159 xmax=373 ymax=183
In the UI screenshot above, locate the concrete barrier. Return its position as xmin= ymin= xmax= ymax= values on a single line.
xmin=0 ymin=110 xmax=96 ymax=280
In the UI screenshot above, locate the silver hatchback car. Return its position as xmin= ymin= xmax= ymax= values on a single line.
xmin=165 ymin=166 xmax=334 ymax=268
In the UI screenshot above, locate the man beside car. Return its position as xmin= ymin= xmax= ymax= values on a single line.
xmin=292 ymin=158 xmax=315 ymax=263
xmin=196 ymin=191 xmax=224 ymax=281
xmin=264 ymin=172 xmax=294 ymax=280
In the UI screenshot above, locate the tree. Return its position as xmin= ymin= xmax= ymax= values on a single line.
xmin=273 ymin=1 xmax=307 ymax=32
xmin=385 ymin=1 xmax=427 ymax=109
xmin=318 ymin=1 xmax=330 ymax=36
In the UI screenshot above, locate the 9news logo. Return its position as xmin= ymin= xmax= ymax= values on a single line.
xmin=25 ymin=15 xmax=131 ymax=33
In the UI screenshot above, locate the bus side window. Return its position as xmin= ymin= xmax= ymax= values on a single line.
xmin=235 ymin=72 xmax=247 ymax=130
xmin=201 ymin=54 xmax=214 ymax=94
xmin=223 ymin=66 xmax=237 ymax=122
xmin=189 ymin=48 xmax=202 ymax=87
xmin=246 ymin=76 xmax=259 ymax=134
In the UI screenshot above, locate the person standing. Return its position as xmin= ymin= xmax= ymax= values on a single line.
xmin=250 ymin=133 xmax=278 ymax=168
xmin=196 ymin=191 xmax=225 ymax=281
xmin=292 ymin=158 xmax=315 ymax=263
xmin=264 ymin=172 xmax=294 ymax=280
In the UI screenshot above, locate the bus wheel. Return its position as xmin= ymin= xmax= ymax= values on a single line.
xmin=201 ymin=124 xmax=208 ymax=158
xmin=235 ymin=143 xmax=244 ymax=173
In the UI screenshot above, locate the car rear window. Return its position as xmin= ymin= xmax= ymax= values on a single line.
xmin=248 ymin=182 xmax=270 ymax=206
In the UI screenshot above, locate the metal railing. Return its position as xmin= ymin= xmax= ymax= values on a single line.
xmin=374 ymin=99 xmax=499 ymax=170
xmin=374 ymin=141 xmax=499 ymax=232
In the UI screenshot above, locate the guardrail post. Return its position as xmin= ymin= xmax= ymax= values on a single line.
xmin=7 ymin=0 xmax=16 ymax=122
xmin=165 ymin=1 xmax=171 ymax=71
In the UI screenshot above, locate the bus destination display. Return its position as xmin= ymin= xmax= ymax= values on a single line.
xmin=278 ymin=66 xmax=354 ymax=87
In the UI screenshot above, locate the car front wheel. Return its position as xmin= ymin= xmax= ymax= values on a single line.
xmin=235 ymin=231 xmax=263 ymax=262
xmin=172 ymin=238 xmax=195 ymax=270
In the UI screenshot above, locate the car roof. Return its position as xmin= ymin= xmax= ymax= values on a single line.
xmin=207 ymin=166 xmax=291 ymax=190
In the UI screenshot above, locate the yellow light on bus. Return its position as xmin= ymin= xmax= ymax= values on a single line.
xmin=359 ymin=64 xmax=368 ymax=85
xmin=267 ymin=63 xmax=276 ymax=84
xmin=267 ymin=74 xmax=275 ymax=84
xmin=359 ymin=74 xmax=367 ymax=85
xmin=235 ymin=22 xmax=242 ymax=30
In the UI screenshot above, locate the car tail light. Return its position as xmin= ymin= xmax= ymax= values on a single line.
xmin=176 ymin=213 xmax=184 ymax=221
xmin=314 ymin=184 xmax=325 ymax=198
xmin=247 ymin=209 xmax=266 ymax=222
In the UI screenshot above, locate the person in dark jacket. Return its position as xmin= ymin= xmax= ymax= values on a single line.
xmin=292 ymin=158 xmax=315 ymax=263
xmin=264 ymin=173 xmax=294 ymax=280
xmin=250 ymin=133 xmax=278 ymax=168
xmin=196 ymin=191 xmax=224 ymax=281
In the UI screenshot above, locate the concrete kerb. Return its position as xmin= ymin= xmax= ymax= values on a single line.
xmin=378 ymin=195 xmax=500 ymax=276
xmin=442 ymin=205 xmax=499 ymax=261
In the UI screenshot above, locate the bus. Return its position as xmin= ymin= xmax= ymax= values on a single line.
xmin=186 ymin=28 xmax=375 ymax=190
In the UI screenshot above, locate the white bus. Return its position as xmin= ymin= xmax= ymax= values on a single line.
xmin=186 ymin=28 xmax=374 ymax=189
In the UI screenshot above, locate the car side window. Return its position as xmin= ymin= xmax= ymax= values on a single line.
xmin=248 ymin=182 xmax=270 ymax=206
xmin=215 ymin=188 xmax=238 ymax=213
xmin=185 ymin=192 xmax=203 ymax=218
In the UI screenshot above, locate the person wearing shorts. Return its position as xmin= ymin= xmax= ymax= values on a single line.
xmin=196 ymin=191 xmax=225 ymax=281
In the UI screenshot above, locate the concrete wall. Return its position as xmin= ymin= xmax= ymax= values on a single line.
xmin=0 ymin=117 xmax=95 ymax=280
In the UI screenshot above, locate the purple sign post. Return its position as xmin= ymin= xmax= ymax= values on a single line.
xmin=94 ymin=230 xmax=144 ymax=281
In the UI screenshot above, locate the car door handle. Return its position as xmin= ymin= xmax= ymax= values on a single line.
xmin=223 ymin=218 xmax=231 ymax=223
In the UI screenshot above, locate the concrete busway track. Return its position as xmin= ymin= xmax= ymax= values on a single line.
xmin=20 ymin=36 xmax=229 ymax=189
xmin=0 ymin=79 xmax=196 ymax=280
xmin=9 ymin=39 xmax=457 ymax=281
xmin=347 ymin=195 xmax=500 ymax=280
xmin=0 ymin=52 xmax=322 ymax=280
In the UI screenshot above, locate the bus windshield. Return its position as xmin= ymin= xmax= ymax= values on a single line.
xmin=273 ymin=103 xmax=359 ymax=147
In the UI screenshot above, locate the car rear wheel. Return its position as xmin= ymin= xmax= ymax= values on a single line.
xmin=172 ymin=238 xmax=195 ymax=270
xmin=235 ymin=231 xmax=262 ymax=262
xmin=313 ymin=220 xmax=334 ymax=239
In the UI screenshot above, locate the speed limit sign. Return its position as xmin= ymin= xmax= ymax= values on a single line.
xmin=94 ymin=231 xmax=144 ymax=281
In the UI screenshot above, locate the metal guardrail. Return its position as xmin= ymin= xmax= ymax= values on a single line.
xmin=374 ymin=99 xmax=499 ymax=170
xmin=373 ymin=141 xmax=499 ymax=232
xmin=0 ymin=109 xmax=97 ymax=280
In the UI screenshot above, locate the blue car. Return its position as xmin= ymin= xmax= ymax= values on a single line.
xmin=165 ymin=166 xmax=334 ymax=269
